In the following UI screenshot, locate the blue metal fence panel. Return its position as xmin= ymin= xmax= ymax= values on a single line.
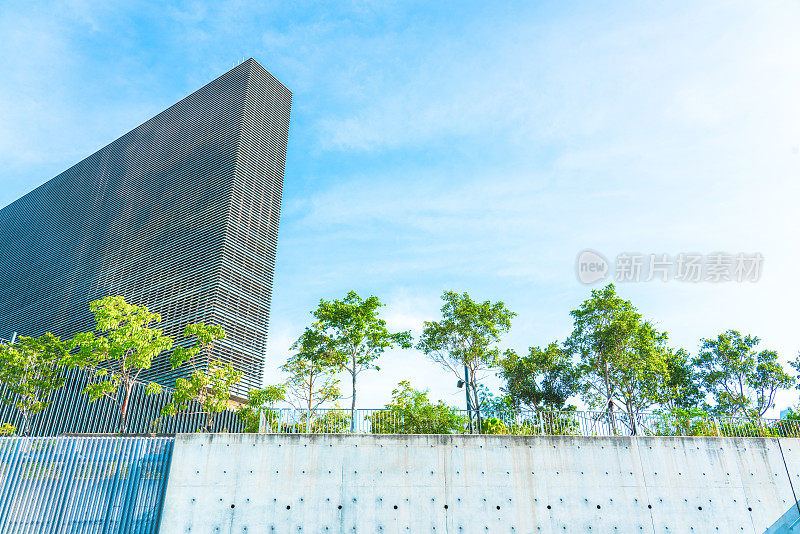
xmin=0 ymin=437 xmax=173 ymax=533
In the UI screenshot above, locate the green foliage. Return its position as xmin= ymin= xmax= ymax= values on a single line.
xmin=0 ymin=333 xmax=67 ymax=436
xmin=782 ymin=408 xmax=800 ymax=421
xmin=482 ymin=393 xmax=515 ymax=420
xmin=716 ymin=419 xmax=773 ymax=437
xmin=477 ymin=407 xmax=581 ymax=436
xmin=522 ymin=409 xmax=581 ymax=436
xmin=498 ymin=342 xmax=581 ymax=412
xmin=237 ymin=385 xmax=286 ymax=433
xmin=695 ymin=330 xmax=792 ymax=417
xmin=309 ymin=291 xmax=412 ymax=429
xmin=659 ymin=348 xmax=704 ymax=410
xmin=161 ymin=323 xmax=240 ymax=432
xmin=66 ymin=296 xmax=173 ymax=433
xmin=565 ymin=284 xmax=671 ymax=432
xmin=481 ymin=417 xmax=508 ymax=435
xmin=308 ymin=410 xmax=351 ymax=433
xmin=0 ymin=423 xmax=16 ymax=436
xmin=369 ymin=381 xmax=466 ymax=434
xmin=775 ymin=409 xmax=800 ymax=438
xmin=417 ymin=291 xmax=515 ymax=432
xmin=652 ymin=407 xmax=716 ymax=436
xmin=282 ymin=329 xmax=341 ymax=412
xmin=621 ymin=321 xmax=671 ymax=413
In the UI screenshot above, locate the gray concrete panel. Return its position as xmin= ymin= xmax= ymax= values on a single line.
xmin=159 ymin=434 xmax=800 ymax=533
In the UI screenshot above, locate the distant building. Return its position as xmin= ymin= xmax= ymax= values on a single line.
xmin=0 ymin=58 xmax=291 ymax=396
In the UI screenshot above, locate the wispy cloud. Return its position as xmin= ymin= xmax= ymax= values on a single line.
xmin=2 ymin=0 xmax=800 ymax=410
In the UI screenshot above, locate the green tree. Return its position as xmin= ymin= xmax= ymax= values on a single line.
xmin=498 ymin=342 xmax=581 ymax=413
xmin=616 ymin=321 xmax=670 ymax=430
xmin=370 ymin=381 xmax=465 ymax=434
xmin=659 ymin=348 xmax=704 ymax=410
xmin=696 ymin=330 xmax=792 ymax=417
xmin=283 ymin=329 xmax=341 ymax=431
xmin=309 ymin=291 xmax=412 ymax=431
xmin=565 ymin=284 xmax=670 ymax=433
xmin=417 ymin=291 xmax=515 ymax=433
xmin=66 ymin=296 xmax=173 ymax=433
xmin=237 ymin=385 xmax=286 ymax=433
xmin=0 ymin=333 xmax=68 ymax=436
xmin=160 ymin=323 xmax=241 ymax=432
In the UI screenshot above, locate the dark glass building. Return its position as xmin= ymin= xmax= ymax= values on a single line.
xmin=0 ymin=58 xmax=291 ymax=396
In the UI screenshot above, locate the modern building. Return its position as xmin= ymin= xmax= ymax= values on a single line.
xmin=0 ymin=58 xmax=291 ymax=396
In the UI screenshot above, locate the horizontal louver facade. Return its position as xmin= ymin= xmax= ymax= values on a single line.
xmin=0 ymin=58 xmax=291 ymax=396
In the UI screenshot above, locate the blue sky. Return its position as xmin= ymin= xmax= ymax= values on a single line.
xmin=1 ymin=1 xmax=799 ymax=412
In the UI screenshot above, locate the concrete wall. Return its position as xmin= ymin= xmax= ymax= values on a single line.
xmin=159 ymin=434 xmax=800 ymax=533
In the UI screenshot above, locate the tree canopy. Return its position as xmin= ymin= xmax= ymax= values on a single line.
xmin=280 ymin=329 xmax=341 ymax=431
xmin=417 ymin=290 xmax=515 ymax=432
xmin=565 ymin=284 xmax=673 ymax=433
xmin=65 ymin=296 xmax=173 ymax=433
xmin=237 ymin=385 xmax=286 ymax=433
xmin=370 ymin=380 xmax=465 ymax=434
xmin=498 ymin=342 xmax=581 ymax=412
xmin=0 ymin=333 xmax=68 ymax=435
xmin=160 ymin=323 xmax=240 ymax=432
xmin=695 ymin=330 xmax=792 ymax=417
xmin=308 ymin=291 xmax=412 ymax=430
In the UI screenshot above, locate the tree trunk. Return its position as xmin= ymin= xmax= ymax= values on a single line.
xmin=20 ymin=410 xmax=29 ymax=437
xmin=627 ymin=401 xmax=637 ymax=436
xmin=206 ymin=412 xmax=214 ymax=433
xmin=471 ymin=379 xmax=483 ymax=434
xmin=350 ymin=364 xmax=357 ymax=432
xmin=119 ymin=380 xmax=132 ymax=434
xmin=306 ymin=378 xmax=313 ymax=432
xmin=603 ymin=362 xmax=617 ymax=435
xmin=607 ymin=398 xmax=617 ymax=435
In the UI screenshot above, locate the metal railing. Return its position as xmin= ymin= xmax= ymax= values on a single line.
xmin=4 ymin=375 xmax=798 ymax=438
xmin=258 ymin=408 xmax=800 ymax=438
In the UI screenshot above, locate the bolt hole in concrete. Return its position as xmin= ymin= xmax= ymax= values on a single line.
xmin=231 ymin=505 xmax=235 ymax=509
xmin=496 ymin=506 xmax=500 ymax=510
xmin=394 ymin=506 xmax=398 ymax=510
xmin=444 ymin=505 xmax=448 ymax=509
xmin=338 ymin=506 xmax=342 ymax=510
xmin=286 ymin=506 xmax=291 ymax=510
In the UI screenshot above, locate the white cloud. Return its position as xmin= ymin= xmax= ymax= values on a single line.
xmin=3 ymin=0 xmax=800 ymax=414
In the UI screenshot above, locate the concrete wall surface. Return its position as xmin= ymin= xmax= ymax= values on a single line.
xmin=158 ymin=434 xmax=800 ymax=533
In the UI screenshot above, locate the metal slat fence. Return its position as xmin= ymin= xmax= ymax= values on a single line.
xmin=0 ymin=367 xmax=243 ymax=436
xmin=0 ymin=436 xmax=173 ymax=533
